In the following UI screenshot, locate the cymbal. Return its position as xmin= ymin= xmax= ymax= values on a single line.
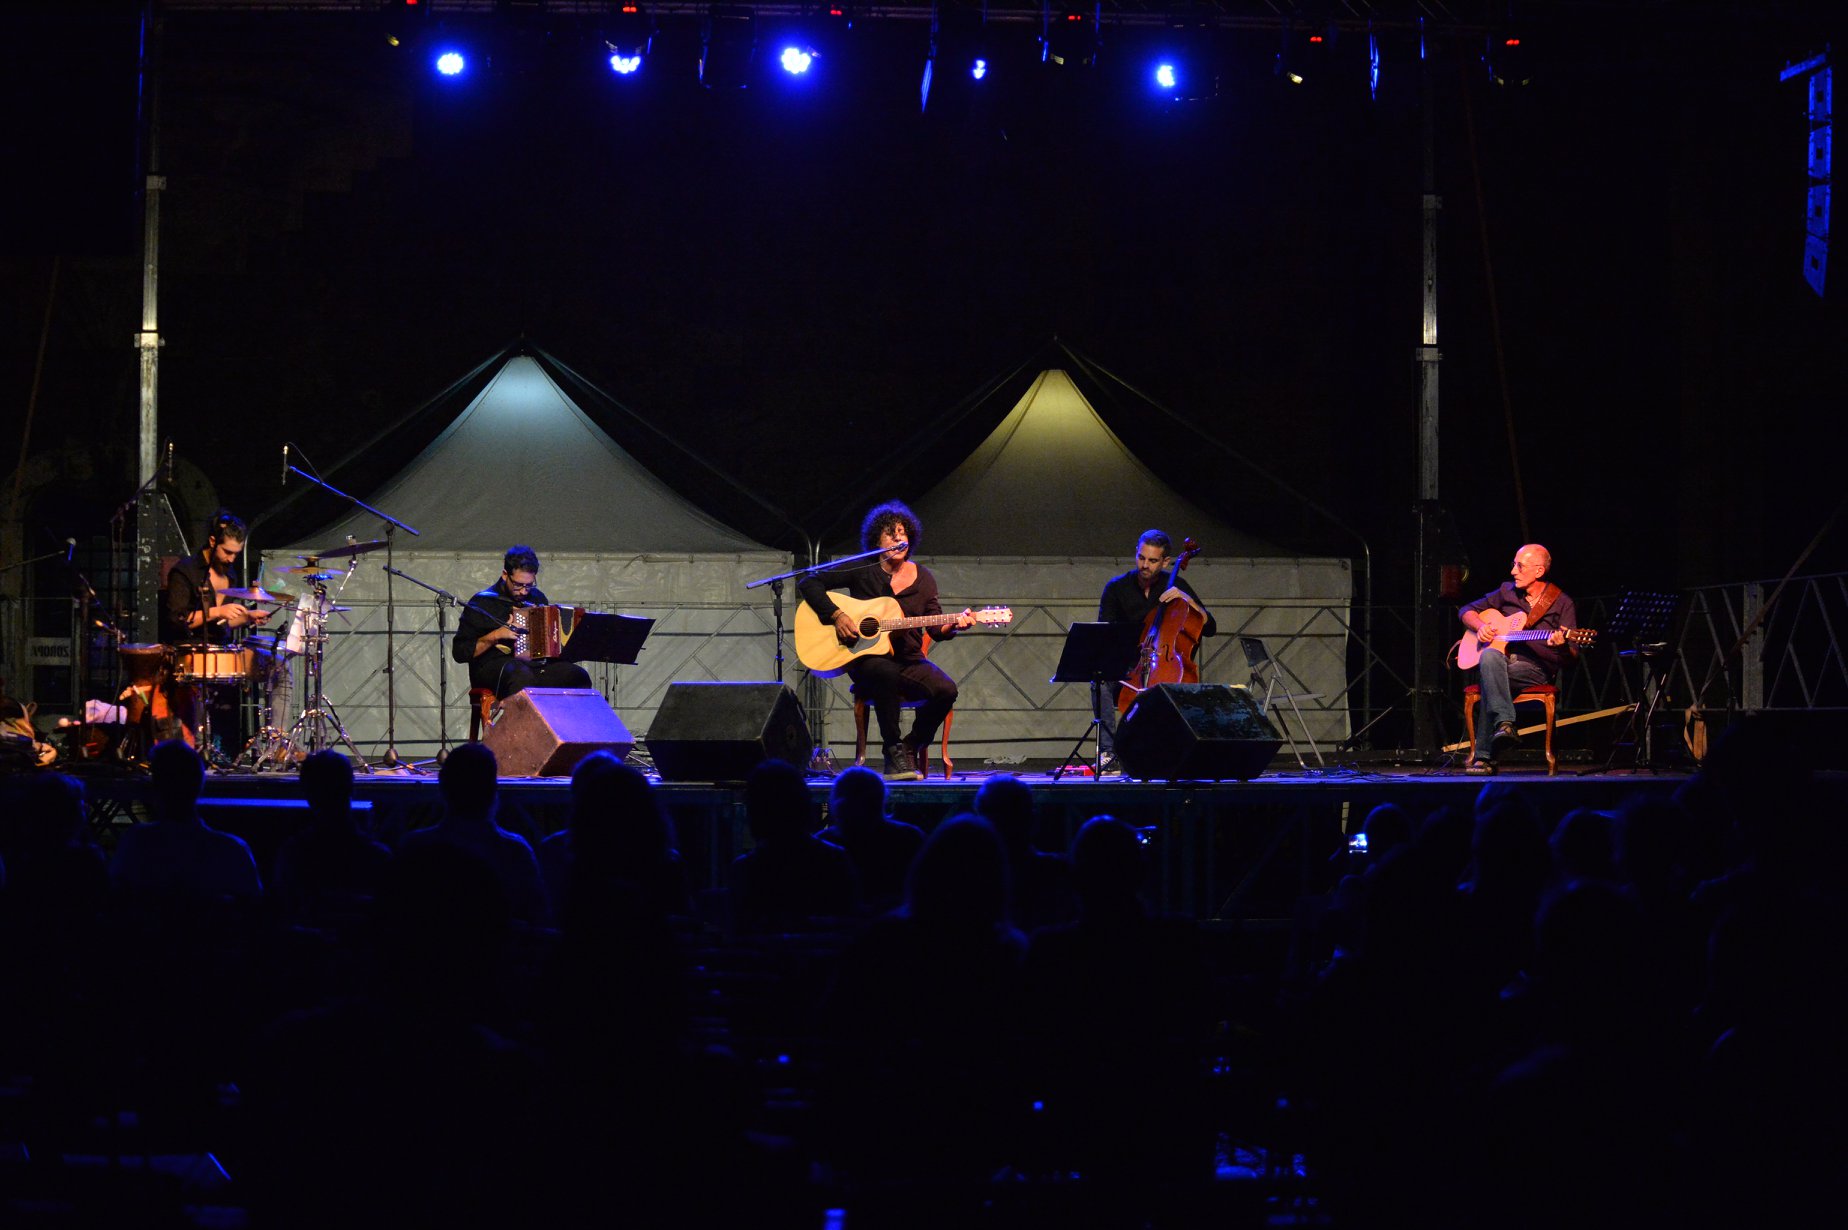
xmin=274 ymin=564 xmax=345 ymax=579
xmin=304 ymin=539 xmax=387 ymax=561
xmin=219 ymin=586 xmax=295 ymax=605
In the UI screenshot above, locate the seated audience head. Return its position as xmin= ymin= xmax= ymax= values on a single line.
xmin=439 ymin=741 xmax=499 ymax=821
xmin=1362 ymin=802 xmax=1413 ymax=856
xmin=1550 ymin=807 xmax=1617 ymax=884
xmin=2 ymin=772 xmax=89 ymax=854
xmin=1070 ymin=814 xmax=1147 ymax=911
xmin=973 ymin=773 xmax=1035 ymax=851
xmin=744 ymin=758 xmax=814 ymax=844
xmin=148 ymin=739 xmax=205 ymax=819
xmin=300 ymin=750 xmax=355 ymax=815
xmin=905 ymin=812 xmax=1009 ymax=931
xmin=569 ymin=751 xmax=671 ymax=867
xmin=827 ymin=766 xmax=887 ymax=831
xmin=370 ymin=840 xmax=511 ymax=1006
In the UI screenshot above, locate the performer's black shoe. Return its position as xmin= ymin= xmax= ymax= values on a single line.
xmin=1491 ymin=721 xmax=1521 ymax=755
xmin=882 ymin=743 xmax=922 ymax=782
xmin=1465 ymin=759 xmax=1496 ymax=776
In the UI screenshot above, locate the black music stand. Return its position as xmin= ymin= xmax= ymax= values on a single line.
xmin=551 ymin=611 xmax=655 ymax=666
xmin=1597 ymin=590 xmax=1681 ymax=773
xmin=1050 ymin=621 xmax=1143 ymax=781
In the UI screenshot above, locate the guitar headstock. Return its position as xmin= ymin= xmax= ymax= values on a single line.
xmin=974 ymin=606 xmax=1014 ymax=626
xmin=1565 ymin=628 xmax=1597 ymax=647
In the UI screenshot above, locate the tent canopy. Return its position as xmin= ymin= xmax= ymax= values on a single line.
xmin=910 ymin=369 xmax=1288 ymax=559
xmin=280 ymin=355 xmax=773 ymax=557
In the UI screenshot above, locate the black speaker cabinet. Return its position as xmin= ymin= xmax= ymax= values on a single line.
xmin=1115 ymin=683 xmax=1282 ymax=781
xmin=483 ymin=688 xmax=634 ymax=778
xmin=646 ymin=682 xmax=813 ymax=782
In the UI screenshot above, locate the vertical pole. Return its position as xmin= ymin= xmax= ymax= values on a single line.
xmin=133 ymin=2 xmax=166 ymax=643
xmin=1411 ymin=30 xmax=1448 ymax=753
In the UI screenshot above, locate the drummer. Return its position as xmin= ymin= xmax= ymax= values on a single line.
xmin=161 ymin=510 xmax=272 ymax=644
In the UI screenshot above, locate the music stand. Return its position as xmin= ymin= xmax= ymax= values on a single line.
xmin=1241 ymin=636 xmax=1326 ymax=770
xmin=550 ymin=611 xmax=655 ymax=667
xmin=1050 ymin=622 xmax=1143 ymax=781
xmin=1597 ymin=590 xmax=1680 ymax=772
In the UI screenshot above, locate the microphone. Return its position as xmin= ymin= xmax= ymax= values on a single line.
xmin=281 ymin=443 xmax=290 ymax=487
xmin=164 ymin=441 xmax=174 ymax=484
xmin=66 ymin=538 xmax=76 ymax=563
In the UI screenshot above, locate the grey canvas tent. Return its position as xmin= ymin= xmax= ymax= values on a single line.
xmin=803 ymin=369 xmax=1354 ymax=764
xmin=262 ymin=355 xmax=791 ymax=758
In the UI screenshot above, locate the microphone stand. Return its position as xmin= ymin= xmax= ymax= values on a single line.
xmin=746 ymin=545 xmax=892 ymax=683
xmin=283 ymin=464 xmax=420 ymax=770
xmin=382 ymin=565 xmax=511 ymax=768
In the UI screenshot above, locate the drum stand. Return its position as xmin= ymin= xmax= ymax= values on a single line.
xmin=269 ymin=580 xmax=371 ymax=771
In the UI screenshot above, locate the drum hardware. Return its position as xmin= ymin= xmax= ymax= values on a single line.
xmin=275 ymin=467 xmax=422 ymax=771
xmin=218 ymin=585 xmax=295 ymax=605
xmin=243 ymin=572 xmax=371 ymax=772
xmin=274 ymin=564 xmax=346 ymax=579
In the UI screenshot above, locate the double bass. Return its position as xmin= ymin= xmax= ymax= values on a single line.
xmin=1117 ymin=537 xmax=1205 ymax=716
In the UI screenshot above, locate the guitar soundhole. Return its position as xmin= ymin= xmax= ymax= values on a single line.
xmin=857 ymin=619 xmax=879 ymax=638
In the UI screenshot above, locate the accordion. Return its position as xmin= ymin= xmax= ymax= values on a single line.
xmin=508 ymin=604 xmax=586 ymax=660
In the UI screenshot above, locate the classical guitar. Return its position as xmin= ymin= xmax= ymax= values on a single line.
xmin=794 ymin=592 xmax=1013 ymax=675
xmin=1456 ymin=611 xmax=1597 ymax=670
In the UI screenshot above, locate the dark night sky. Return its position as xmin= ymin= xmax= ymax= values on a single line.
xmin=5 ymin=1 xmax=1845 ymax=608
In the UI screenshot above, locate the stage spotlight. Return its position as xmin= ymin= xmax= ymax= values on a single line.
xmin=1155 ymin=63 xmax=1177 ymax=91
xmin=1153 ymin=21 xmax=1218 ymax=102
xmin=1485 ymin=33 xmax=1533 ymax=86
xmin=780 ymin=45 xmax=815 ymax=74
xmin=1276 ymin=26 xmax=1334 ymax=87
xmin=434 ymin=50 xmax=466 ymax=77
xmin=1043 ymin=5 xmax=1100 ymax=68
xmin=922 ymin=1 xmax=988 ymax=112
xmin=605 ymin=5 xmax=653 ymax=77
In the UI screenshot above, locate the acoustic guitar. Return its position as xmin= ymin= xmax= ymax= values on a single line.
xmin=795 ymin=592 xmax=1013 ymax=675
xmin=1456 ymin=610 xmax=1596 ymax=670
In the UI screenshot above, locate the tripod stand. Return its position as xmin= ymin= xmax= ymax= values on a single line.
xmin=1049 ymin=622 xmax=1142 ymax=780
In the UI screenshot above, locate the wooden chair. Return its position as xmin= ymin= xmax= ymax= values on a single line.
xmin=851 ymin=634 xmax=954 ymax=779
xmin=1463 ymin=683 xmax=1558 ymax=775
xmin=468 ymin=687 xmax=496 ymax=742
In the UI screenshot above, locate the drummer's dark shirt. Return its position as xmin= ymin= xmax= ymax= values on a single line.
xmin=162 ymin=554 xmax=228 ymax=645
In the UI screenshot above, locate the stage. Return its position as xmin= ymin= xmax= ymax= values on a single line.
xmin=73 ymin=757 xmax=1689 ymax=923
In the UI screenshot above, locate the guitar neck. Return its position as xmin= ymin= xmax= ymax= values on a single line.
xmin=1495 ymin=629 xmax=1560 ymax=643
xmin=878 ymin=612 xmax=966 ymax=632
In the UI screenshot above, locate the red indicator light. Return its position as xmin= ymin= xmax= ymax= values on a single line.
xmin=1067 ymin=14 xmax=1083 ymax=21
xmin=1308 ymin=34 xmax=1323 ymax=43
xmin=1505 ymin=38 xmax=1521 ymax=46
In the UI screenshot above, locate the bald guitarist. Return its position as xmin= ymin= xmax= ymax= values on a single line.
xmin=1458 ymin=543 xmax=1580 ymax=776
xmin=797 ymin=500 xmax=975 ymax=782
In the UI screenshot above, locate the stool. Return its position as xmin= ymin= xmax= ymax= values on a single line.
xmin=1463 ymin=683 xmax=1558 ymax=775
xmin=468 ymin=687 xmax=495 ymax=742
xmin=854 ymin=702 xmax=954 ymax=779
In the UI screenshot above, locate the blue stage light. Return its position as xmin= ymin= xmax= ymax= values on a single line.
xmin=1155 ymin=63 xmax=1177 ymax=91
xmin=435 ymin=51 xmax=466 ymax=77
xmin=610 ymin=52 xmax=643 ymax=75
xmin=780 ymin=45 xmax=814 ymax=75
xmin=971 ymin=57 xmax=988 ymax=81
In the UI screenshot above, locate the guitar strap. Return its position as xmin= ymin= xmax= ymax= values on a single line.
xmin=1523 ymin=580 xmax=1560 ymax=627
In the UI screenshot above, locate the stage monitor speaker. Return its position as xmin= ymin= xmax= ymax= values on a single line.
xmin=646 ymin=682 xmax=813 ymax=782
xmin=483 ymin=687 xmax=633 ymax=778
xmin=1115 ymin=683 xmax=1282 ymax=781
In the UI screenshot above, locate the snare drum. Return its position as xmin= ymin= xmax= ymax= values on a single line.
xmin=174 ymin=644 xmax=257 ymax=684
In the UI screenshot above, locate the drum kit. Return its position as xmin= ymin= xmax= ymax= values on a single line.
xmin=118 ymin=538 xmax=383 ymax=772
